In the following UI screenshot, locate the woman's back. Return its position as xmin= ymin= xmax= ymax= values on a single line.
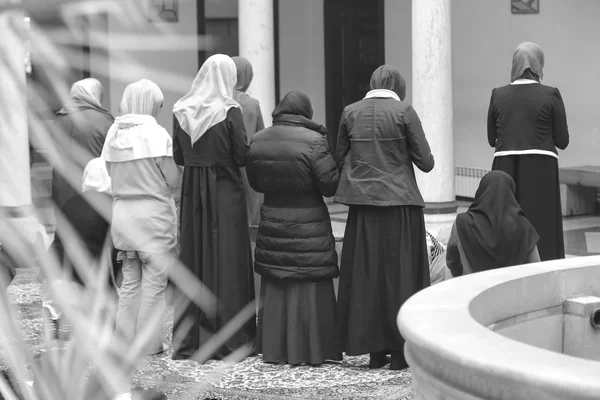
xmin=108 ymin=158 xmax=178 ymax=253
xmin=173 ymin=108 xmax=247 ymax=168
xmin=248 ymin=125 xmax=333 ymax=196
xmin=489 ymin=83 xmax=569 ymax=153
xmin=335 ymin=98 xmax=434 ymax=207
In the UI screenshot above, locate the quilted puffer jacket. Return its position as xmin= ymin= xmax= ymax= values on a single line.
xmin=246 ymin=91 xmax=340 ymax=280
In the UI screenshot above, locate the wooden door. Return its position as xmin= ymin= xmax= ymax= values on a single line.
xmin=324 ymin=0 xmax=385 ymax=153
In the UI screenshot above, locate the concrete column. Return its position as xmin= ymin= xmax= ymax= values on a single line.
xmin=0 ymin=10 xmax=49 ymax=254
xmin=238 ymin=0 xmax=276 ymax=127
xmin=412 ymin=0 xmax=457 ymax=240
xmin=0 ymin=10 xmax=30 ymax=208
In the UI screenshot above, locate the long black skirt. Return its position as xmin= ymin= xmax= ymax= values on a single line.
xmin=172 ymin=166 xmax=256 ymax=361
xmin=492 ymin=155 xmax=565 ymax=261
xmin=257 ymin=277 xmax=342 ymax=365
xmin=336 ymin=205 xmax=429 ymax=358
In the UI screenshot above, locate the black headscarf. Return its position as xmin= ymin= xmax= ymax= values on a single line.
xmin=455 ymin=171 xmax=539 ymax=272
xmin=370 ymin=65 xmax=407 ymax=101
xmin=272 ymin=91 xmax=328 ymax=136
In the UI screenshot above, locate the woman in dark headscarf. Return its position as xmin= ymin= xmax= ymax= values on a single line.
xmin=232 ymin=56 xmax=265 ymax=230
xmin=52 ymin=78 xmax=114 ymax=209
xmin=246 ymin=91 xmax=341 ymax=366
xmin=334 ymin=65 xmax=434 ymax=370
xmin=487 ymin=41 xmax=569 ymax=261
xmin=446 ymin=171 xmax=540 ymax=277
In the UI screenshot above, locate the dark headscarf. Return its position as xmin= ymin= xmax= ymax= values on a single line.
xmin=272 ymin=91 xmax=328 ymax=136
xmin=510 ymin=42 xmax=544 ymax=82
xmin=370 ymin=65 xmax=407 ymax=101
xmin=232 ymin=56 xmax=254 ymax=92
xmin=455 ymin=171 xmax=539 ymax=272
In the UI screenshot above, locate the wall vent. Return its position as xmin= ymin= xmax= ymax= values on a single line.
xmin=455 ymin=166 xmax=490 ymax=199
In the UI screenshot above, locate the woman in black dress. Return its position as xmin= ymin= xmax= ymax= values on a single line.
xmin=446 ymin=171 xmax=540 ymax=278
xmin=487 ymin=42 xmax=569 ymax=261
xmin=334 ymin=65 xmax=434 ymax=370
xmin=171 ymin=54 xmax=255 ymax=361
xmin=246 ymin=91 xmax=341 ymax=366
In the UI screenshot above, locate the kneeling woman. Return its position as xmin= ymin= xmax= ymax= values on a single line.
xmin=446 ymin=171 xmax=540 ymax=277
xmin=246 ymin=91 xmax=341 ymax=365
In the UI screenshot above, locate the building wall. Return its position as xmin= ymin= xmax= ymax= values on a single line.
xmin=384 ymin=0 xmax=412 ymax=103
xmin=105 ymin=0 xmax=199 ymax=133
xmin=98 ymin=0 xmax=599 ymax=169
xmin=277 ymin=0 xmax=326 ymax=126
xmin=452 ymin=0 xmax=600 ymax=169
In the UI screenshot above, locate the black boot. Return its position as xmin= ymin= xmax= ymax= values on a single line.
xmin=368 ymin=351 xmax=391 ymax=368
xmin=390 ymin=351 xmax=409 ymax=370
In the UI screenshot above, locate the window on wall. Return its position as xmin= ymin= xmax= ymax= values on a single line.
xmin=205 ymin=18 xmax=239 ymax=57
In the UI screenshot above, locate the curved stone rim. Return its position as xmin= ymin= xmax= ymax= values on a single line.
xmin=398 ymin=256 xmax=600 ymax=400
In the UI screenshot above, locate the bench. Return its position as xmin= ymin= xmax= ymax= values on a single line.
xmin=560 ymin=166 xmax=600 ymax=217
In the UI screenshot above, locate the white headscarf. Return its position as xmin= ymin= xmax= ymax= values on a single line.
xmin=119 ymin=78 xmax=164 ymax=117
xmin=58 ymin=78 xmax=106 ymax=115
xmin=82 ymin=158 xmax=112 ymax=194
xmin=101 ymin=79 xmax=172 ymax=163
xmin=173 ymin=54 xmax=240 ymax=146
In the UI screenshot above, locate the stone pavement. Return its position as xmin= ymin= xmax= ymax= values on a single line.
xmin=3 ymin=268 xmax=413 ymax=400
xmin=14 ymin=163 xmax=600 ymax=398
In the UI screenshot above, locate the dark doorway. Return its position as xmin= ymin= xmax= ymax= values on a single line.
xmin=324 ymin=0 xmax=385 ymax=152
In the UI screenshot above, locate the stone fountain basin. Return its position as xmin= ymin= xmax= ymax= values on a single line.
xmin=398 ymin=256 xmax=600 ymax=400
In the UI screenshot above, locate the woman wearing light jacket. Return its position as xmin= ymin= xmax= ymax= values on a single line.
xmin=102 ymin=79 xmax=181 ymax=356
xmin=335 ymin=65 xmax=434 ymax=370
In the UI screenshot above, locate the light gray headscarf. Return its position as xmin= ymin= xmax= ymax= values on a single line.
xmin=58 ymin=78 xmax=109 ymax=115
xmin=510 ymin=42 xmax=544 ymax=82
xmin=232 ymin=56 xmax=254 ymax=92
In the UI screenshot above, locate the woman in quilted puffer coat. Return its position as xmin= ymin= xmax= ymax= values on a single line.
xmin=246 ymin=91 xmax=341 ymax=366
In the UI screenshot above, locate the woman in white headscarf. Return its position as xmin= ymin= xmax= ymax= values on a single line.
xmin=171 ymin=54 xmax=255 ymax=362
xmin=487 ymin=41 xmax=569 ymax=261
xmin=102 ymin=79 xmax=182 ymax=356
xmin=52 ymin=78 xmax=114 ymax=209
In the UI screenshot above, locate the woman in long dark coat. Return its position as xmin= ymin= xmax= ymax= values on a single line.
xmin=52 ymin=78 xmax=114 ymax=209
xmin=246 ymin=91 xmax=341 ymax=366
xmin=232 ymin=56 xmax=265 ymax=229
xmin=335 ymin=65 xmax=434 ymax=370
xmin=487 ymin=42 xmax=569 ymax=261
xmin=171 ymin=54 xmax=255 ymax=361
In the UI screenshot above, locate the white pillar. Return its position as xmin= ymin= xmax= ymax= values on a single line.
xmin=238 ymin=0 xmax=276 ymax=127
xmin=0 ymin=10 xmax=49 ymax=254
xmin=412 ymin=0 xmax=456 ymax=241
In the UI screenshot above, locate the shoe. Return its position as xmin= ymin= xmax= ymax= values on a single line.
xmin=390 ymin=351 xmax=408 ymax=370
xmin=147 ymin=343 xmax=169 ymax=356
xmin=57 ymin=318 xmax=72 ymax=342
xmin=42 ymin=307 xmax=58 ymax=341
xmin=368 ymin=352 xmax=391 ymax=369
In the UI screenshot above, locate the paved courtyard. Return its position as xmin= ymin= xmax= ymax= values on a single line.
xmin=5 ymin=178 xmax=600 ymax=399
